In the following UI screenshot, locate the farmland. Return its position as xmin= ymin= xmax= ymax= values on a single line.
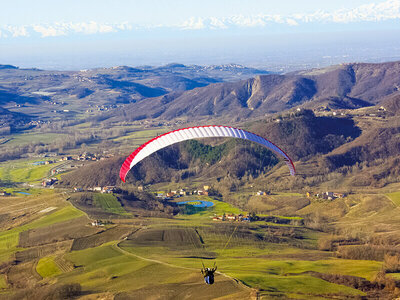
xmin=1 ymin=125 xmax=400 ymax=298
xmin=0 ymin=185 xmax=399 ymax=298
xmin=93 ymin=193 xmax=130 ymax=216
xmin=0 ymin=158 xmax=64 ymax=183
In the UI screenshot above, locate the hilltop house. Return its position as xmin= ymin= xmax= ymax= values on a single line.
xmin=42 ymin=178 xmax=58 ymax=187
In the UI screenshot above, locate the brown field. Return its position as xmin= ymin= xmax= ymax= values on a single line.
xmin=54 ymin=256 xmax=74 ymax=273
xmin=15 ymin=240 xmax=73 ymax=263
xmin=126 ymin=227 xmax=203 ymax=248
xmin=0 ymin=193 xmax=66 ymax=231
xmin=71 ymin=225 xmax=133 ymax=251
xmin=18 ymin=216 xmax=99 ymax=247
xmin=6 ymin=260 xmax=42 ymax=289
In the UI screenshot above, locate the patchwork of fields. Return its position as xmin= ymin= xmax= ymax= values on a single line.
xmin=0 ymin=188 xmax=398 ymax=299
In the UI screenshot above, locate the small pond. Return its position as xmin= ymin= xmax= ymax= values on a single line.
xmin=177 ymin=200 xmax=214 ymax=208
xmin=17 ymin=192 xmax=31 ymax=195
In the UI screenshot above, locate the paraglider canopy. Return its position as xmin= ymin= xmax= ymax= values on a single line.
xmin=120 ymin=125 xmax=295 ymax=182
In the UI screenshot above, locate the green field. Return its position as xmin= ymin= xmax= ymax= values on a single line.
xmin=0 ymin=158 xmax=64 ymax=183
xmin=36 ymin=256 xmax=63 ymax=278
xmin=113 ymin=128 xmax=167 ymax=142
xmin=93 ymin=193 xmax=130 ymax=216
xmin=118 ymin=237 xmax=378 ymax=298
xmin=0 ymin=275 xmax=7 ymax=289
xmin=3 ymin=132 xmax=65 ymax=147
xmin=386 ymin=191 xmax=400 ymax=206
xmin=62 ymin=244 xmax=185 ymax=291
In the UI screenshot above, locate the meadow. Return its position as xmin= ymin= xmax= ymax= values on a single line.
xmin=93 ymin=193 xmax=130 ymax=216
xmin=0 ymin=158 xmax=64 ymax=183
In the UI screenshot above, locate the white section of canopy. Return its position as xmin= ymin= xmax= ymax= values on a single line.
xmin=127 ymin=126 xmax=295 ymax=176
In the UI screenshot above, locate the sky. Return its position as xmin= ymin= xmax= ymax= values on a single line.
xmin=1 ymin=0 xmax=400 ymax=70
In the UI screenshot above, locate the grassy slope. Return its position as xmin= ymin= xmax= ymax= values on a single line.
xmin=93 ymin=193 xmax=129 ymax=216
xmin=36 ymin=256 xmax=63 ymax=278
xmin=62 ymin=244 xmax=192 ymax=292
xmin=113 ymin=128 xmax=167 ymax=142
xmin=115 ymin=198 xmax=381 ymax=298
xmin=0 ymin=205 xmax=84 ymax=262
xmin=386 ymin=192 xmax=400 ymax=206
xmin=4 ymin=132 xmax=65 ymax=147
xmin=0 ymin=159 xmax=65 ymax=183
xmin=0 ymin=275 xmax=7 ymax=289
xmin=0 ymin=191 xmax=391 ymax=298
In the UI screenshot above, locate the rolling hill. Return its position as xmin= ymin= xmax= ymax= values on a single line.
xmin=0 ymin=63 xmax=270 ymax=121
xmin=109 ymin=61 xmax=400 ymax=121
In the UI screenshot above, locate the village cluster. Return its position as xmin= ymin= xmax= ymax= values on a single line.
xmin=34 ymin=151 xmax=112 ymax=164
xmin=73 ymin=186 xmax=117 ymax=194
xmin=153 ymin=186 xmax=211 ymax=200
xmin=306 ymin=191 xmax=347 ymax=200
xmin=212 ymin=213 xmax=251 ymax=222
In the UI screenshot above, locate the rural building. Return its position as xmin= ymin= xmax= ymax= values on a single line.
xmin=138 ymin=185 xmax=144 ymax=191
xmin=197 ymin=190 xmax=209 ymax=196
xmin=179 ymin=189 xmax=188 ymax=195
xmin=101 ymin=186 xmax=116 ymax=193
xmin=0 ymin=191 xmax=10 ymax=196
xmin=333 ymin=192 xmax=346 ymax=198
xmin=226 ymin=214 xmax=236 ymax=221
xmin=91 ymin=220 xmax=104 ymax=226
xmin=42 ymin=178 xmax=58 ymax=187
xmin=74 ymin=187 xmax=83 ymax=192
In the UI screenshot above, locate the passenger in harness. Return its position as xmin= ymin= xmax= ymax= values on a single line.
xmin=201 ymin=262 xmax=217 ymax=285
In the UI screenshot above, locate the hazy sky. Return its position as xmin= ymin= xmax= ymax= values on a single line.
xmin=1 ymin=0 xmax=379 ymax=25
xmin=1 ymin=0 xmax=399 ymax=70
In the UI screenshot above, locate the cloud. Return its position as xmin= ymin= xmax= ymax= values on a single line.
xmin=26 ymin=22 xmax=118 ymax=38
xmin=33 ymin=24 xmax=66 ymax=37
xmin=286 ymin=18 xmax=299 ymax=26
xmin=173 ymin=0 xmax=400 ymax=30
xmin=68 ymin=21 xmax=115 ymax=34
xmin=180 ymin=17 xmax=205 ymax=30
xmin=0 ymin=0 xmax=399 ymax=39
xmin=4 ymin=25 xmax=29 ymax=37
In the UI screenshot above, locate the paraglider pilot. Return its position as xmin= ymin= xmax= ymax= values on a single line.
xmin=201 ymin=262 xmax=217 ymax=285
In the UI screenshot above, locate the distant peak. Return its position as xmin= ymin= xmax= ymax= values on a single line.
xmin=164 ymin=63 xmax=186 ymax=68
xmin=0 ymin=64 xmax=18 ymax=70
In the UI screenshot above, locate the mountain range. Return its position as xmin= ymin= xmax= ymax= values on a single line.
xmin=108 ymin=61 xmax=400 ymax=122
